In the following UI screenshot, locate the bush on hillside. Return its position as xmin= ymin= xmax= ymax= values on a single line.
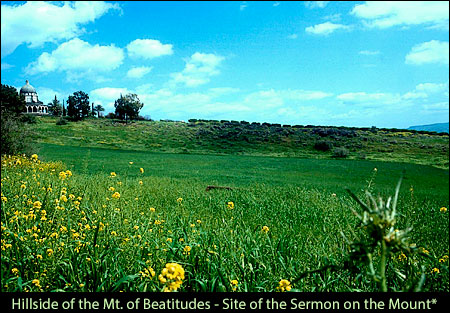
xmin=1 ymin=83 xmax=35 ymax=155
xmin=1 ymin=115 xmax=34 ymax=155
xmin=56 ymin=118 xmax=68 ymax=125
xmin=332 ymin=147 xmax=349 ymax=158
xmin=314 ymin=140 xmax=333 ymax=152
xmin=19 ymin=114 xmax=38 ymax=124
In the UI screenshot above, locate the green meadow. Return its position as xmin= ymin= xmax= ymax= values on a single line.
xmin=1 ymin=117 xmax=449 ymax=292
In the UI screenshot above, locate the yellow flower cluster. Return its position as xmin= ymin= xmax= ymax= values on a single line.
xmin=230 ymin=279 xmax=238 ymax=291
xmin=183 ymin=245 xmax=191 ymax=255
xmin=1 ymin=154 xmax=63 ymax=172
xmin=111 ymin=192 xmax=121 ymax=199
xmin=139 ymin=266 xmax=156 ymax=280
xmin=277 ymin=279 xmax=291 ymax=292
xmin=59 ymin=170 xmax=72 ymax=180
xmin=158 ymin=263 xmax=185 ymax=292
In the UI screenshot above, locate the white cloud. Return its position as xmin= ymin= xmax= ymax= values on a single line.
xmin=273 ymin=2 xmax=280 ymax=7
xmin=126 ymin=66 xmax=153 ymax=79
xmin=35 ymin=87 xmax=63 ymax=107
xmin=207 ymin=87 xmax=240 ymax=97
xmin=351 ymin=1 xmax=449 ymax=30
xmin=1 ymin=63 xmax=14 ymax=70
xmin=336 ymin=92 xmax=402 ymax=107
xmin=415 ymin=81 xmax=449 ymax=95
xmin=1 ymin=1 xmax=120 ymax=58
xmin=26 ymin=38 xmax=124 ymax=77
xmin=170 ymin=52 xmax=225 ymax=87
xmin=359 ymin=50 xmax=380 ymax=56
xmin=90 ymin=87 xmax=130 ymax=110
xmin=405 ymin=40 xmax=449 ymax=65
xmin=323 ymin=13 xmax=342 ymax=22
xmin=304 ymin=1 xmax=330 ymax=9
xmin=337 ymin=82 xmax=449 ymax=109
xmin=126 ymin=39 xmax=173 ymax=60
xmin=422 ymin=101 xmax=449 ymax=111
xmin=287 ymin=34 xmax=298 ymax=39
xmin=305 ymin=22 xmax=350 ymax=35
xmin=240 ymin=89 xmax=333 ymax=111
xmin=93 ymin=86 xmax=332 ymax=122
xmin=240 ymin=2 xmax=248 ymax=11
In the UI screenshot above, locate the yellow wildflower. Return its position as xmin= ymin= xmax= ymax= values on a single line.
xmin=262 ymin=225 xmax=270 ymax=233
xmin=111 ymin=192 xmax=120 ymax=199
xmin=110 ymin=172 xmax=117 ymax=177
xmin=139 ymin=266 xmax=156 ymax=279
xmin=59 ymin=171 xmax=67 ymax=179
xmin=230 ymin=279 xmax=238 ymax=291
xmin=31 ymin=154 xmax=38 ymax=160
xmin=140 ymin=168 xmax=144 ymax=173
xmin=177 ymin=197 xmax=183 ymax=203
xmin=440 ymin=207 xmax=447 ymax=213
xmin=398 ymin=253 xmax=407 ymax=262
xmin=32 ymin=279 xmax=41 ymax=288
xmin=227 ymin=201 xmax=234 ymax=209
xmin=277 ymin=279 xmax=291 ymax=292
xmin=159 ymin=263 xmax=185 ymax=292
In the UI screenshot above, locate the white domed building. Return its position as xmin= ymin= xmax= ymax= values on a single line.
xmin=20 ymin=80 xmax=48 ymax=114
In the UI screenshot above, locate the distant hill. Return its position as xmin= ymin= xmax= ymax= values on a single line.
xmin=408 ymin=122 xmax=449 ymax=133
xmin=29 ymin=116 xmax=449 ymax=169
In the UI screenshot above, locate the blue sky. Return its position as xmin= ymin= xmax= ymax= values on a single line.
xmin=1 ymin=1 xmax=449 ymax=128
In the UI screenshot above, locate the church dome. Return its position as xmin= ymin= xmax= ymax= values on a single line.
xmin=20 ymin=80 xmax=36 ymax=94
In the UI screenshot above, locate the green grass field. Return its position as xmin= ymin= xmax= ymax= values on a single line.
xmin=2 ymin=141 xmax=448 ymax=292
xmin=30 ymin=116 xmax=450 ymax=169
xmin=37 ymin=143 xmax=448 ymax=200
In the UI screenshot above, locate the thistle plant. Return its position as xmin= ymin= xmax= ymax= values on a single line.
xmin=345 ymin=177 xmax=421 ymax=292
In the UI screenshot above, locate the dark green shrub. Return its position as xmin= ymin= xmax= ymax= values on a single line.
xmin=332 ymin=147 xmax=349 ymax=158
xmin=314 ymin=140 xmax=333 ymax=151
xmin=56 ymin=118 xmax=68 ymax=125
xmin=1 ymin=115 xmax=34 ymax=155
xmin=19 ymin=114 xmax=38 ymax=124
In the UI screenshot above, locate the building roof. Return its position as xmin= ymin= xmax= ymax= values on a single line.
xmin=20 ymin=80 xmax=36 ymax=94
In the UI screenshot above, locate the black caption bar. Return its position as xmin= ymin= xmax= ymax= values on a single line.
xmin=1 ymin=292 xmax=448 ymax=313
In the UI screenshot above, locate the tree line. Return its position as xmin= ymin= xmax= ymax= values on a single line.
xmin=48 ymin=90 xmax=144 ymax=123
xmin=1 ymin=83 xmax=145 ymax=155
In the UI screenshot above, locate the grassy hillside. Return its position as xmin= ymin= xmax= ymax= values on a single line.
xmin=2 ymin=152 xmax=448 ymax=292
xmin=29 ymin=116 xmax=449 ymax=168
xmin=3 ymin=117 xmax=448 ymax=292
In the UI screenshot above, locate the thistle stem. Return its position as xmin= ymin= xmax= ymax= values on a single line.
xmin=380 ymin=239 xmax=388 ymax=292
